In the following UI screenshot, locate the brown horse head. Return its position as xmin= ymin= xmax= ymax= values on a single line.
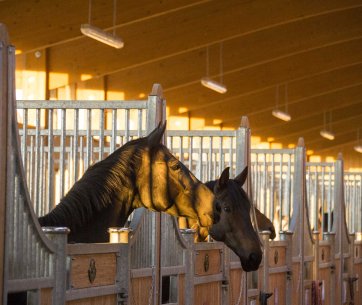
xmin=208 ymin=167 xmax=262 ymax=271
xmin=38 ymin=122 xmax=214 ymax=242
xmin=135 ymin=122 xmax=214 ymax=227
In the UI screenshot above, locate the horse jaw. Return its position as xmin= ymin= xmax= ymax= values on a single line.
xmin=194 ymin=183 xmax=214 ymax=227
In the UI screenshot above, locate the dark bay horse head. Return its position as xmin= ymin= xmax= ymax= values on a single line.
xmin=208 ymin=167 xmax=262 ymax=271
xmin=187 ymin=203 xmax=276 ymax=242
xmin=39 ymin=122 xmax=214 ymax=242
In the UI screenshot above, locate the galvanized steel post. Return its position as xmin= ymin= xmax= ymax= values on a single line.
xmin=43 ymin=227 xmax=70 ymax=305
xmin=180 ymin=229 xmax=195 ymax=305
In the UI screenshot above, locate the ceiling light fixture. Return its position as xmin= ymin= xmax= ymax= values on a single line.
xmin=354 ymin=145 xmax=362 ymax=153
xmin=320 ymin=111 xmax=335 ymax=141
xmin=80 ymin=0 xmax=124 ymax=49
xmin=320 ymin=130 xmax=335 ymax=141
xmin=272 ymin=109 xmax=291 ymax=122
xmin=354 ymin=129 xmax=362 ymax=153
xmin=201 ymin=43 xmax=227 ymax=94
xmin=272 ymin=84 xmax=291 ymax=122
xmin=200 ymin=78 xmax=227 ymax=94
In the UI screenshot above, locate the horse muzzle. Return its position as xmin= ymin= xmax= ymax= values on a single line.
xmin=239 ymin=251 xmax=262 ymax=272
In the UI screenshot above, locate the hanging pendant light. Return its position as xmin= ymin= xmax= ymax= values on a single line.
xmin=272 ymin=84 xmax=291 ymax=122
xmin=81 ymin=0 xmax=124 ymax=49
xmin=354 ymin=129 xmax=362 ymax=153
xmin=320 ymin=111 xmax=335 ymax=140
xmin=201 ymin=43 xmax=227 ymax=94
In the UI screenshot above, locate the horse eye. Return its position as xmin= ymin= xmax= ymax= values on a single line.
xmin=223 ymin=206 xmax=231 ymax=213
xmin=171 ymin=163 xmax=181 ymax=170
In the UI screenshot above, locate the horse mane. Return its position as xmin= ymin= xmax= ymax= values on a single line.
xmin=204 ymin=180 xmax=216 ymax=191
xmin=38 ymin=137 xmax=150 ymax=232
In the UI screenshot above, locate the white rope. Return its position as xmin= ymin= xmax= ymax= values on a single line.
xmin=234 ymin=271 xmax=245 ymax=305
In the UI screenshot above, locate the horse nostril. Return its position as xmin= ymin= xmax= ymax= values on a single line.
xmin=249 ymin=253 xmax=260 ymax=264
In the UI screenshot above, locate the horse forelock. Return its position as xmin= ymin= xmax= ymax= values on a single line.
xmin=215 ymin=180 xmax=251 ymax=212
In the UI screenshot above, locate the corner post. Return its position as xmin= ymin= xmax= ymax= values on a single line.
xmin=180 ymin=229 xmax=195 ymax=305
xmin=280 ymin=231 xmax=293 ymax=305
xmin=42 ymin=227 xmax=70 ymax=305
xmin=259 ymin=231 xmax=271 ymax=301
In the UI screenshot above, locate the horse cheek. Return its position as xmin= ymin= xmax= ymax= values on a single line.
xmin=151 ymin=162 xmax=169 ymax=210
xmin=137 ymin=153 xmax=153 ymax=209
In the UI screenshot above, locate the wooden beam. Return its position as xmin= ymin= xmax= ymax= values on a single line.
xmin=192 ymin=63 xmax=362 ymax=127
xmin=44 ymin=1 xmax=362 ymax=87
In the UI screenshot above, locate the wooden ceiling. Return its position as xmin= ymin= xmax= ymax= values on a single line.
xmin=1 ymin=0 xmax=362 ymax=169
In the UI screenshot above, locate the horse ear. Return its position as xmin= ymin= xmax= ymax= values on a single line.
xmin=147 ymin=121 xmax=166 ymax=147
xmin=234 ymin=166 xmax=248 ymax=187
xmin=215 ymin=167 xmax=230 ymax=192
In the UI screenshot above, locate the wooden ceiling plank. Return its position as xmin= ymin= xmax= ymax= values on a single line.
xmin=192 ymin=62 xmax=362 ymax=125
xmin=0 ymin=0 xmax=211 ymax=52
xmin=103 ymin=6 xmax=362 ymax=98
xmin=169 ymin=39 xmax=362 ymax=117
xmin=45 ymin=1 xmax=362 ymax=86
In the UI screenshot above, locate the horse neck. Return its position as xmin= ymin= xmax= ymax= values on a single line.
xmin=39 ymin=147 xmax=139 ymax=241
xmin=67 ymin=204 xmax=132 ymax=243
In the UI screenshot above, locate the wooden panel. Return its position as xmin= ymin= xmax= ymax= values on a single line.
xmin=269 ymin=273 xmax=287 ymax=305
xmin=355 ymin=263 xmax=362 ymax=305
xmin=70 ymin=253 xmax=116 ymax=289
xmin=194 ymin=281 xmax=221 ymax=305
xmin=67 ymin=294 xmax=116 ymax=305
xmin=355 ymin=242 xmax=362 ymax=305
xmin=291 ymin=263 xmax=300 ymax=305
xmin=229 ymin=269 xmax=243 ymax=305
xmin=319 ymin=245 xmax=331 ymax=263
xmin=178 ymin=274 xmax=185 ymax=305
xmin=355 ymin=243 xmax=362 ymax=259
xmin=269 ymin=247 xmax=286 ymax=268
xmin=318 ymin=268 xmax=332 ymax=305
xmin=40 ymin=288 xmax=52 ymax=305
xmin=130 ymin=276 xmax=152 ymax=305
xmin=195 ymin=250 xmax=221 ymax=276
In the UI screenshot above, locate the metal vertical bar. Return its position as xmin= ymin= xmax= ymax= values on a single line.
xmin=229 ymin=137 xmax=233 ymax=177
xmin=73 ymin=108 xmax=79 ymax=182
xmin=125 ymin=109 xmax=130 ymax=143
xmin=219 ymin=137 xmax=223 ymax=177
xmin=22 ymin=108 xmax=28 ymax=169
xmin=137 ymin=109 xmax=142 ymax=138
xmin=270 ymin=154 xmax=275 ymax=223
xmin=169 ymin=136 xmax=174 ymax=155
xmin=179 ymin=136 xmax=184 ymax=163
xmin=47 ymin=109 xmax=54 ymax=211
xmin=39 ymin=136 xmax=44 ymax=215
xmin=263 ymin=153 xmax=267 ymax=216
xmin=279 ymin=154 xmax=283 ymax=233
xmin=198 ymin=137 xmax=203 ymax=181
xmin=29 ymin=136 xmax=34 ymax=201
xmin=321 ymin=167 xmax=325 ymax=233
xmin=34 ymin=108 xmax=41 ymax=214
xmin=86 ymin=109 xmax=92 ymax=169
xmin=208 ymin=136 xmax=212 ymax=181
xmin=328 ymin=168 xmax=332 ymax=232
xmin=111 ymin=109 xmax=117 ymax=153
xmin=99 ymin=109 xmax=104 ymax=161
xmin=59 ymin=108 xmax=66 ymax=199
xmin=189 ymin=136 xmax=193 ymax=171
xmin=287 ymin=153 xmax=292 ymax=227
xmin=68 ymin=140 xmax=72 ymax=190
xmin=80 ymin=136 xmax=84 ymax=175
